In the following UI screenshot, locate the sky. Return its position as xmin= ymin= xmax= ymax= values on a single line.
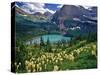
xmin=15 ymin=2 xmax=63 ymax=14
xmin=15 ymin=2 xmax=94 ymax=15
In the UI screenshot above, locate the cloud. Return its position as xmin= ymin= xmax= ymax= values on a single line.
xmin=57 ymin=5 xmax=63 ymax=8
xmin=17 ymin=2 xmax=55 ymax=14
xmin=15 ymin=3 xmax=19 ymax=8
xmin=45 ymin=8 xmax=56 ymax=14
xmin=19 ymin=3 xmax=45 ymax=14
xmin=82 ymin=6 xmax=90 ymax=9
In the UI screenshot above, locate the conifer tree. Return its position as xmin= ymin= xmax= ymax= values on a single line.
xmin=46 ymin=38 xmax=52 ymax=52
xmin=40 ymin=37 xmax=45 ymax=49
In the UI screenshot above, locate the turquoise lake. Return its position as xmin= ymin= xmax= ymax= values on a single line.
xmin=26 ymin=34 xmax=71 ymax=44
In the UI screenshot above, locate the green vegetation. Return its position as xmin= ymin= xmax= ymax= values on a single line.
xmin=12 ymin=13 xmax=97 ymax=73
xmin=12 ymin=33 xmax=97 ymax=73
xmin=16 ymin=14 xmax=59 ymax=41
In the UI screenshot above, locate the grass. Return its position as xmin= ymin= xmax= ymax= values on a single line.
xmin=12 ymin=38 xmax=97 ymax=73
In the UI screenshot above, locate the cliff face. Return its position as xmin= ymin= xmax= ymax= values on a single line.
xmin=51 ymin=5 xmax=97 ymax=35
xmin=52 ymin=5 xmax=82 ymax=24
xmin=52 ymin=5 xmax=97 ymax=24
xmin=59 ymin=5 xmax=82 ymax=18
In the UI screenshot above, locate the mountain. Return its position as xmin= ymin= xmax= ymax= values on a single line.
xmin=52 ymin=5 xmax=81 ymax=25
xmin=51 ymin=5 xmax=97 ymax=24
xmin=14 ymin=3 xmax=54 ymax=22
xmin=44 ymin=11 xmax=53 ymax=17
xmin=89 ymin=7 xmax=97 ymax=17
xmin=52 ymin=5 xmax=82 ymax=22
xmin=15 ymin=7 xmax=49 ymax=22
xmin=51 ymin=5 xmax=97 ymax=36
xmin=15 ymin=6 xmax=30 ymax=16
xmin=33 ymin=12 xmax=43 ymax=16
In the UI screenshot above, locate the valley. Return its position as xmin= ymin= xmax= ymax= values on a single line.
xmin=11 ymin=2 xmax=97 ymax=73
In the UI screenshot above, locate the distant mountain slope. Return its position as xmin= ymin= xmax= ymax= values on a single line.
xmin=51 ymin=5 xmax=97 ymax=36
xmin=51 ymin=5 xmax=97 ymax=24
xmin=15 ymin=6 xmax=28 ymax=16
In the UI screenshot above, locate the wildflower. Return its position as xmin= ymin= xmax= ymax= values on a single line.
xmin=52 ymin=49 xmax=56 ymax=52
xmin=25 ymin=60 xmax=29 ymax=66
xmin=39 ymin=67 xmax=42 ymax=71
xmin=76 ymin=49 xmax=81 ymax=55
xmin=79 ymin=48 xmax=83 ymax=52
xmin=68 ymin=54 xmax=74 ymax=61
xmin=29 ymin=52 xmax=32 ymax=56
xmin=71 ymin=52 xmax=74 ymax=55
xmin=55 ymin=59 xmax=58 ymax=63
xmin=57 ymin=53 xmax=61 ymax=57
xmin=91 ymin=50 xmax=96 ymax=56
xmin=37 ymin=64 xmax=39 ymax=68
xmin=34 ymin=61 xmax=36 ymax=64
xmin=26 ymin=65 xmax=29 ymax=71
xmin=28 ymin=70 xmax=31 ymax=72
xmin=92 ymin=45 xmax=96 ymax=50
xmin=53 ymin=65 xmax=59 ymax=71
xmin=64 ymin=54 xmax=68 ymax=59
xmin=32 ymin=69 xmax=36 ymax=72
xmin=57 ymin=53 xmax=60 ymax=56
xmin=52 ymin=58 xmax=55 ymax=62
xmin=31 ymin=61 xmax=34 ymax=64
xmin=46 ymin=59 xmax=49 ymax=63
xmin=41 ymin=55 xmax=46 ymax=59
xmin=32 ymin=64 xmax=35 ymax=69
xmin=38 ymin=63 xmax=41 ymax=66
xmin=63 ymin=51 xmax=66 ymax=54
xmin=14 ymin=62 xmax=17 ymax=66
xmin=44 ymin=64 xmax=47 ymax=70
xmin=49 ymin=60 xmax=51 ymax=63
xmin=36 ymin=64 xmax=40 ymax=71
xmin=28 ymin=62 xmax=32 ymax=70
xmin=32 ymin=57 xmax=35 ymax=61
xmin=37 ymin=58 xmax=40 ymax=62
xmin=42 ymin=60 xmax=45 ymax=64
xmin=19 ymin=62 xmax=21 ymax=66
xmin=59 ymin=58 xmax=63 ymax=61
xmin=17 ymin=65 xmax=20 ymax=69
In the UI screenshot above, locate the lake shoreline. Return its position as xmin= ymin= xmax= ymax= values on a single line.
xmin=26 ymin=34 xmax=71 ymax=45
